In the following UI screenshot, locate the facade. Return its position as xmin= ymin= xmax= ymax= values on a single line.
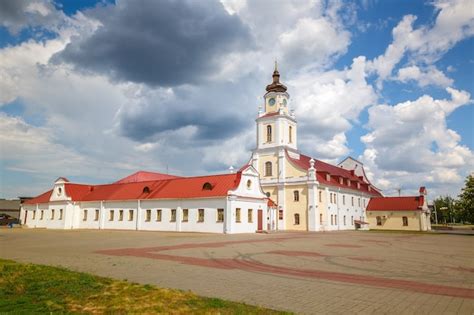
xmin=245 ymin=66 xmax=382 ymax=232
xmin=366 ymin=187 xmax=431 ymax=231
xmin=20 ymin=166 xmax=269 ymax=234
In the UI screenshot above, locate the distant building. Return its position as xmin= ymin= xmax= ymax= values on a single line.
xmin=0 ymin=199 xmax=22 ymax=219
xmin=366 ymin=187 xmax=431 ymax=231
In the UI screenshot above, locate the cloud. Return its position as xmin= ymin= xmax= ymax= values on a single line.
xmin=289 ymin=56 xmax=378 ymax=159
xmin=0 ymin=0 xmax=65 ymax=35
xmin=361 ymin=87 xmax=473 ymax=196
xmin=396 ymin=65 xmax=453 ymax=87
xmin=368 ymin=0 xmax=474 ymax=87
xmin=56 ymin=0 xmax=253 ymax=87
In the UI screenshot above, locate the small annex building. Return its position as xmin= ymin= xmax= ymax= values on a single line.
xmin=20 ymin=166 xmax=269 ymax=234
xmin=366 ymin=187 xmax=431 ymax=231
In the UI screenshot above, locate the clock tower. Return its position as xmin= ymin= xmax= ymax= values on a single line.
xmin=255 ymin=63 xmax=297 ymax=151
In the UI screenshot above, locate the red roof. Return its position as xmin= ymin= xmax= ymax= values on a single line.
xmin=114 ymin=171 xmax=181 ymax=184
xmin=285 ymin=150 xmax=382 ymax=196
xmin=25 ymin=172 xmax=244 ymax=204
xmin=366 ymin=196 xmax=424 ymax=211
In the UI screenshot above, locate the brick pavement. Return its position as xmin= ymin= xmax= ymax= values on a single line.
xmin=1 ymin=229 xmax=473 ymax=314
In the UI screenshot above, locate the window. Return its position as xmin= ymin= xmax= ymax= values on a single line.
xmin=33 ymin=210 xmax=36 ymax=220
xmin=51 ymin=209 xmax=55 ymax=220
xmin=335 ymin=215 xmax=338 ymax=225
xmin=128 ymin=210 xmax=134 ymax=221
xmin=83 ymin=209 xmax=87 ymax=221
xmin=248 ymin=209 xmax=253 ymax=223
xmin=376 ymin=216 xmax=382 ymax=226
xmin=265 ymin=161 xmax=272 ymax=177
xmin=40 ymin=210 xmax=44 ymax=220
xmin=59 ymin=209 xmax=63 ymax=220
xmin=119 ymin=210 xmax=124 ymax=221
xmin=171 ymin=209 xmax=176 ymax=222
xmin=319 ymin=191 xmax=322 ymax=202
xmin=343 ymin=195 xmax=345 ymax=205
xmin=202 ymin=182 xmax=213 ymax=190
xmin=358 ymin=198 xmax=361 ymax=207
xmin=236 ymin=208 xmax=241 ymax=223
xmin=95 ymin=209 xmax=99 ymax=221
xmin=343 ymin=215 xmax=346 ymax=226
xmin=146 ymin=210 xmax=151 ymax=222
xmin=182 ymin=209 xmax=189 ymax=222
xmin=331 ymin=214 xmax=334 ymax=225
xmin=246 ymin=179 xmax=252 ymax=189
xmin=294 ymin=214 xmax=300 ymax=225
xmin=279 ymin=210 xmax=283 ymax=220
xmin=289 ymin=126 xmax=293 ymax=143
xmin=266 ymin=125 xmax=272 ymax=142
xmin=363 ymin=199 xmax=366 ymax=207
xmin=109 ymin=210 xmax=114 ymax=221
xmin=217 ymin=209 xmax=224 ymax=222
xmin=402 ymin=216 xmax=408 ymax=226
xmin=320 ymin=213 xmax=323 ymax=224
xmin=156 ymin=209 xmax=162 ymax=222
xmin=351 ymin=197 xmax=354 ymax=206
xmin=351 ymin=216 xmax=354 ymax=225
xmin=198 ymin=209 xmax=204 ymax=222
xmin=293 ymin=190 xmax=299 ymax=202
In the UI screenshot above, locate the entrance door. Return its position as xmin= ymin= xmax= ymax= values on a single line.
xmin=258 ymin=209 xmax=263 ymax=231
xmin=24 ymin=210 xmax=28 ymax=225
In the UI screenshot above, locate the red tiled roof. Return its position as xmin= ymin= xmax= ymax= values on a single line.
xmin=366 ymin=196 xmax=424 ymax=211
xmin=267 ymin=198 xmax=277 ymax=207
xmin=258 ymin=112 xmax=281 ymax=119
xmin=24 ymin=190 xmax=53 ymax=205
xmin=114 ymin=171 xmax=181 ymax=184
xmin=25 ymin=173 xmax=244 ymax=204
xmin=285 ymin=150 xmax=382 ymax=196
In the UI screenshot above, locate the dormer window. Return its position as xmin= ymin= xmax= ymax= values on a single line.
xmin=326 ymin=174 xmax=330 ymax=181
xmin=339 ymin=177 xmax=343 ymax=185
xmin=202 ymin=182 xmax=213 ymax=190
xmin=347 ymin=179 xmax=350 ymax=186
xmin=246 ymin=180 xmax=252 ymax=189
xmin=143 ymin=186 xmax=150 ymax=194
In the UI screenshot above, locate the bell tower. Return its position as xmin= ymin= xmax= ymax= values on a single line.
xmin=256 ymin=63 xmax=297 ymax=151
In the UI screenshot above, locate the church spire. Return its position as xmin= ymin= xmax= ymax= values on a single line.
xmin=266 ymin=61 xmax=287 ymax=93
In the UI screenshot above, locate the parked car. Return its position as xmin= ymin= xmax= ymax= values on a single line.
xmin=0 ymin=214 xmax=20 ymax=226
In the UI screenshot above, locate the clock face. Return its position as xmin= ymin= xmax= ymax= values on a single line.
xmin=268 ymin=98 xmax=276 ymax=106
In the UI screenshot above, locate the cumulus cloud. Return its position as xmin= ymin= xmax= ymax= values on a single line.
xmin=396 ymin=65 xmax=453 ymax=88
xmin=56 ymin=0 xmax=253 ymax=87
xmin=289 ymin=56 xmax=378 ymax=159
xmin=368 ymin=0 xmax=474 ymax=87
xmin=361 ymin=87 xmax=473 ymax=196
xmin=0 ymin=0 xmax=65 ymax=35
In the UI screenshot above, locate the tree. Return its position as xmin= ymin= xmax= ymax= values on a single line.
xmin=457 ymin=174 xmax=474 ymax=223
xmin=433 ymin=196 xmax=456 ymax=224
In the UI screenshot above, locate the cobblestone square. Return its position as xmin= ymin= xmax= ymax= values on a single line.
xmin=1 ymin=229 xmax=473 ymax=314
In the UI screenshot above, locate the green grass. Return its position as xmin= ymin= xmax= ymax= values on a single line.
xmin=0 ymin=259 xmax=289 ymax=314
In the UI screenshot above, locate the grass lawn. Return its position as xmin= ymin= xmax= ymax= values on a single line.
xmin=0 ymin=259 xmax=289 ymax=314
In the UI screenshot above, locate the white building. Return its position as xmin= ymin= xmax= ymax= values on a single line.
xmin=20 ymin=166 xmax=270 ymax=234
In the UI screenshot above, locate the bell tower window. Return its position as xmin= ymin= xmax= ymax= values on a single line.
xmin=266 ymin=125 xmax=272 ymax=142
xmin=265 ymin=162 xmax=272 ymax=177
xmin=289 ymin=126 xmax=292 ymax=143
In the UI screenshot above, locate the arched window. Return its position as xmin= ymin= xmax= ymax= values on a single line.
xmin=265 ymin=161 xmax=272 ymax=177
xmin=294 ymin=213 xmax=300 ymax=225
xmin=143 ymin=186 xmax=150 ymax=194
xmin=293 ymin=190 xmax=299 ymax=202
xmin=266 ymin=125 xmax=272 ymax=142
xmin=289 ymin=126 xmax=293 ymax=143
xmin=202 ymin=182 xmax=213 ymax=190
xmin=246 ymin=179 xmax=252 ymax=189
xmin=319 ymin=191 xmax=322 ymax=202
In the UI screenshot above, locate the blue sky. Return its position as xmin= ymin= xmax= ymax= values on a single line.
xmin=0 ymin=0 xmax=472 ymax=199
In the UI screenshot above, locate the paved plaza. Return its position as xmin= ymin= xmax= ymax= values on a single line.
xmin=1 ymin=229 xmax=473 ymax=314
